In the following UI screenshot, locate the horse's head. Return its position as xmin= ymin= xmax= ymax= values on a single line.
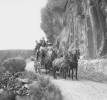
xmin=76 ymin=50 xmax=80 ymax=59
xmin=64 ymin=52 xmax=72 ymax=63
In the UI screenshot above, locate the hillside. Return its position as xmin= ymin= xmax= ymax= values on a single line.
xmin=41 ymin=0 xmax=107 ymax=59
xmin=0 ymin=49 xmax=35 ymax=66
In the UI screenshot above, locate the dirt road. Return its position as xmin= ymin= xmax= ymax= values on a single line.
xmin=52 ymin=79 xmax=107 ymax=100
xmin=25 ymin=61 xmax=35 ymax=73
xmin=25 ymin=61 xmax=107 ymax=100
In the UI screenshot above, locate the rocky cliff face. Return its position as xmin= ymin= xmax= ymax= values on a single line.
xmin=40 ymin=0 xmax=107 ymax=59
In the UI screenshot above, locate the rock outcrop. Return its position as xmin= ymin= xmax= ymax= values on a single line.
xmin=40 ymin=0 xmax=107 ymax=59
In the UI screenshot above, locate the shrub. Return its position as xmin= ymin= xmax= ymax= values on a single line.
xmin=28 ymin=75 xmax=63 ymax=100
xmin=16 ymin=95 xmax=33 ymax=100
xmin=0 ymin=66 xmax=5 ymax=81
xmin=20 ymin=71 xmax=40 ymax=81
xmin=16 ymin=71 xmax=63 ymax=100
xmin=0 ymin=90 xmax=16 ymax=100
xmin=2 ymin=57 xmax=26 ymax=73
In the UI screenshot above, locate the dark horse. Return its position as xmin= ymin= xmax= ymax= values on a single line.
xmin=67 ymin=50 xmax=80 ymax=80
xmin=44 ymin=49 xmax=58 ymax=75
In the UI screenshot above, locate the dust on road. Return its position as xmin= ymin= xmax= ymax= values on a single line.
xmin=52 ymin=79 xmax=107 ymax=100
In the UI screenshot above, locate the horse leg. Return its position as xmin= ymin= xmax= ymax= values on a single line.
xmin=76 ymin=64 xmax=78 ymax=80
xmin=59 ymin=68 xmax=62 ymax=77
xmin=48 ymin=68 xmax=50 ymax=74
xmin=68 ymin=67 xmax=70 ymax=78
xmin=53 ymin=67 xmax=56 ymax=79
xmin=63 ymin=68 xmax=64 ymax=79
xmin=63 ymin=68 xmax=65 ymax=79
xmin=63 ymin=68 xmax=66 ymax=79
xmin=65 ymin=68 xmax=67 ymax=79
xmin=72 ymin=68 xmax=73 ymax=80
xmin=75 ymin=68 xmax=77 ymax=80
xmin=39 ymin=67 xmax=41 ymax=75
xmin=38 ymin=63 xmax=41 ymax=74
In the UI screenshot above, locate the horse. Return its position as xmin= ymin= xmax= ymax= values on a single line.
xmin=39 ymin=45 xmax=58 ymax=75
xmin=42 ymin=48 xmax=57 ymax=75
xmin=67 ymin=50 xmax=80 ymax=80
xmin=43 ymin=58 xmax=53 ymax=75
xmin=52 ymin=56 xmax=68 ymax=79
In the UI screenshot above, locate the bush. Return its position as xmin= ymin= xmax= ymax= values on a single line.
xmin=28 ymin=75 xmax=63 ymax=100
xmin=0 ymin=90 xmax=16 ymax=100
xmin=2 ymin=57 xmax=26 ymax=73
xmin=20 ymin=71 xmax=40 ymax=81
xmin=0 ymin=66 xmax=5 ymax=81
xmin=18 ymin=71 xmax=63 ymax=100
xmin=16 ymin=96 xmax=33 ymax=100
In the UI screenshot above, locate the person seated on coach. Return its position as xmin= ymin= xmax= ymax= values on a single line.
xmin=39 ymin=37 xmax=46 ymax=47
xmin=39 ymin=37 xmax=44 ymax=46
xmin=51 ymin=49 xmax=58 ymax=61
xmin=40 ymin=49 xmax=46 ymax=65
xmin=42 ymin=37 xmax=47 ymax=47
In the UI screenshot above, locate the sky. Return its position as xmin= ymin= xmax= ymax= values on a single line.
xmin=0 ymin=0 xmax=47 ymax=50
